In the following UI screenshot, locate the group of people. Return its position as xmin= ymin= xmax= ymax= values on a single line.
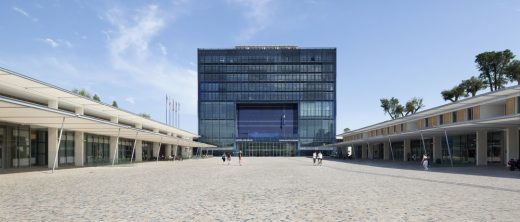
xmin=221 ymin=151 xmax=243 ymax=166
xmin=312 ymin=151 xmax=323 ymax=166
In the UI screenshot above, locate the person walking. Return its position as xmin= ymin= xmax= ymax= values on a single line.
xmin=226 ymin=152 xmax=231 ymax=165
xmin=221 ymin=153 xmax=226 ymax=165
xmin=239 ymin=150 xmax=243 ymax=166
xmin=318 ymin=151 xmax=323 ymax=166
xmin=312 ymin=151 xmax=317 ymax=165
xmin=421 ymin=153 xmax=429 ymax=170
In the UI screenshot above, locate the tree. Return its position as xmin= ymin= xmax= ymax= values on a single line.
xmin=343 ymin=128 xmax=351 ymax=133
xmin=506 ymin=60 xmax=520 ymax=85
xmin=112 ymin=100 xmax=118 ymax=108
xmin=138 ymin=113 xmax=151 ymax=119
xmin=404 ymin=97 xmax=424 ymax=115
xmin=92 ymin=94 xmax=100 ymax=102
xmin=460 ymin=76 xmax=486 ymax=97
xmin=475 ymin=49 xmax=514 ymax=91
xmin=441 ymin=85 xmax=465 ymax=102
xmin=380 ymin=97 xmax=404 ymax=119
xmin=72 ymin=88 xmax=92 ymax=98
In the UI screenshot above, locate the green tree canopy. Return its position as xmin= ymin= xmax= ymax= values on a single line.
xmin=505 ymin=59 xmax=520 ymax=85
xmin=92 ymin=94 xmax=101 ymax=102
xmin=380 ymin=97 xmax=404 ymax=119
xmin=460 ymin=76 xmax=486 ymax=97
xmin=404 ymin=97 xmax=424 ymax=116
xmin=138 ymin=113 xmax=151 ymax=119
xmin=441 ymin=85 xmax=465 ymax=102
xmin=112 ymin=100 xmax=118 ymax=107
xmin=475 ymin=49 xmax=514 ymax=91
xmin=343 ymin=128 xmax=351 ymax=133
xmin=72 ymin=88 xmax=92 ymax=99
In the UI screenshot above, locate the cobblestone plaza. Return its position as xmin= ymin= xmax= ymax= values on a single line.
xmin=1 ymin=158 xmax=519 ymax=221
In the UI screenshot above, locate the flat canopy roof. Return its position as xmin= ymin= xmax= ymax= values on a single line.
xmin=0 ymin=67 xmax=198 ymax=139
xmin=0 ymin=95 xmax=215 ymax=148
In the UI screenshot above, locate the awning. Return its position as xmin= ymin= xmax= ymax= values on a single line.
xmin=0 ymin=95 xmax=215 ymax=148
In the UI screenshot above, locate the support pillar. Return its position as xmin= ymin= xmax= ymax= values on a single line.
xmin=153 ymin=142 xmax=160 ymax=158
xmin=165 ymin=145 xmax=172 ymax=158
xmin=110 ymin=136 xmax=118 ymax=164
xmin=74 ymin=132 xmax=84 ymax=166
xmin=48 ymin=128 xmax=58 ymax=169
xmin=506 ymin=127 xmax=519 ymax=162
xmin=433 ymin=136 xmax=442 ymax=164
xmin=47 ymin=100 xmax=59 ymax=169
xmin=476 ymin=130 xmax=488 ymax=166
xmin=363 ymin=144 xmax=368 ymax=159
xmin=367 ymin=144 xmax=374 ymax=159
xmin=135 ymin=140 xmax=143 ymax=162
xmin=404 ymin=139 xmax=411 ymax=161
xmin=74 ymin=106 xmax=84 ymax=166
xmin=383 ymin=142 xmax=390 ymax=160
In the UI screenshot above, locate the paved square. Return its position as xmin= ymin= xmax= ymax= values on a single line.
xmin=1 ymin=157 xmax=519 ymax=221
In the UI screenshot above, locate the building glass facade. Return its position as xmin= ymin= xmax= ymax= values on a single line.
xmin=198 ymin=46 xmax=336 ymax=156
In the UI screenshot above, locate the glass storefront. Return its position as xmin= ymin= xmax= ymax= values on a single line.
xmin=487 ymin=131 xmax=503 ymax=164
xmin=30 ymin=129 xmax=47 ymax=167
xmin=85 ymin=134 xmax=110 ymax=166
xmin=142 ymin=141 xmax=154 ymax=161
xmin=59 ymin=131 xmax=74 ymax=165
xmin=118 ymin=138 xmax=135 ymax=163
xmin=237 ymin=141 xmax=297 ymax=157
xmin=411 ymin=139 xmax=433 ymax=162
xmin=442 ymin=134 xmax=476 ymax=165
xmin=0 ymin=127 xmax=4 ymax=168
xmin=391 ymin=142 xmax=404 ymax=161
xmin=373 ymin=144 xmax=383 ymax=159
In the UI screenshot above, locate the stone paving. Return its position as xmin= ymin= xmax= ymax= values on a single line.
xmin=1 ymin=157 xmax=519 ymax=221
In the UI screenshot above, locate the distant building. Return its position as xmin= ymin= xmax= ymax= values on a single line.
xmin=198 ymin=46 xmax=337 ymax=156
xmin=333 ymin=86 xmax=520 ymax=166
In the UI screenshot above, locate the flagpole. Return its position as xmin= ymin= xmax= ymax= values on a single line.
xmin=165 ymin=94 xmax=168 ymax=124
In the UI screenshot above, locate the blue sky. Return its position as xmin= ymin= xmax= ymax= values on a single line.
xmin=1 ymin=0 xmax=520 ymax=135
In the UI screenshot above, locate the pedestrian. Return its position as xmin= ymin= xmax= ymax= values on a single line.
xmin=239 ymin=150 xmax=243 ymax=166
xmin=221 ymin=153 xmax=226 ymax=164
xmin=421 ymin=153 xmax=429 ymax=170
xmin=312 ymin=151 xmax=317 ymax=165
xmin=226 ymin=152 xmax=231 ymax=165
xmin=318 ymin=151 xmax=323 ymax=166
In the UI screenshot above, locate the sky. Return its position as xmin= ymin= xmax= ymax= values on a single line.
xmin=1 ymin=0 xmax=520 ymax=135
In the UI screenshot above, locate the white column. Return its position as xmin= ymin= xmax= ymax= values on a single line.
xmin=74 ymin=106 xmax=84 ymax=166
xmin=361 ymin=144 xmax=367 ymax=159
xmin=476 ymin=130 xmax=488 ymax=166
xmin=404 ymin=139 xmax=411 ymax=161
xmin=165 ymin=145 xmax=172 ymax=158
xmin=109 ymin=116 xmax=119 ymax=164
xmin=367 ymin=144 xmax=373 ymax=159
xmin=506 ymin=127 xmax=519 ymax=163
xmin=134 ymin=123 xmax=143 ymax=162
xmin=153 ymin=142 xmax=160 ymax=158
xmin=47 ymin=100 xmax=59 ymax=169
xmin=383 ymin=142 xmax=390 ymax=160
xmin=135 ymin=140 xmax=143 ymax=162
xmin=433 ymin=136 xmax=442 ymax=164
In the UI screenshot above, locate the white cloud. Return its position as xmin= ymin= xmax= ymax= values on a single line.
xmin=105 ymin=4 xmax=198 ymax=113
xmin=125 ymin=97 xmax=135 ymax=104
xmin=40 ymin=38 xmax=73 ymax=48
xmin=13 ymin=7 xmax=38 ymax=22
xmin=229 ymin=0 xmax=275 ymax=41
xmin=158 ymin=43 xmax=168 ymax=56
xmin=43 ymin=38 xmax=59 ymax=48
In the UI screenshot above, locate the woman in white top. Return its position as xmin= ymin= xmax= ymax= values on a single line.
xmin=421 ymin=153 xmax=429 ymax=170
xmin=318 ymin=152 xmax=323 ymax=166
xmin=312 ymin=152 xmax=317 ymax=165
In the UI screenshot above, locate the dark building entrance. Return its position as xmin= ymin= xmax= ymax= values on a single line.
xmin=237 ymin=141 xmax=297 ymax=157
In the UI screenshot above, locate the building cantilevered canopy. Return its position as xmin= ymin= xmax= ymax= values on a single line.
xmin=0 ymin=67 xmax=215 ymax=148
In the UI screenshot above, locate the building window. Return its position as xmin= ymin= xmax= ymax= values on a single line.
xmin=467 ymin=108 xmax=473 ymax=121
xmin=439 ymin=115 xmax=444 ymax=125
xmin=424 ymin=118 xmax=429 ymax=128
xmin=452 ymin=112 xmax=457 ymax=123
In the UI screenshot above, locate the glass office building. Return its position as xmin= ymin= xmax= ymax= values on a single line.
xmin=198 ymin=46 xmax=336 ymax=156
